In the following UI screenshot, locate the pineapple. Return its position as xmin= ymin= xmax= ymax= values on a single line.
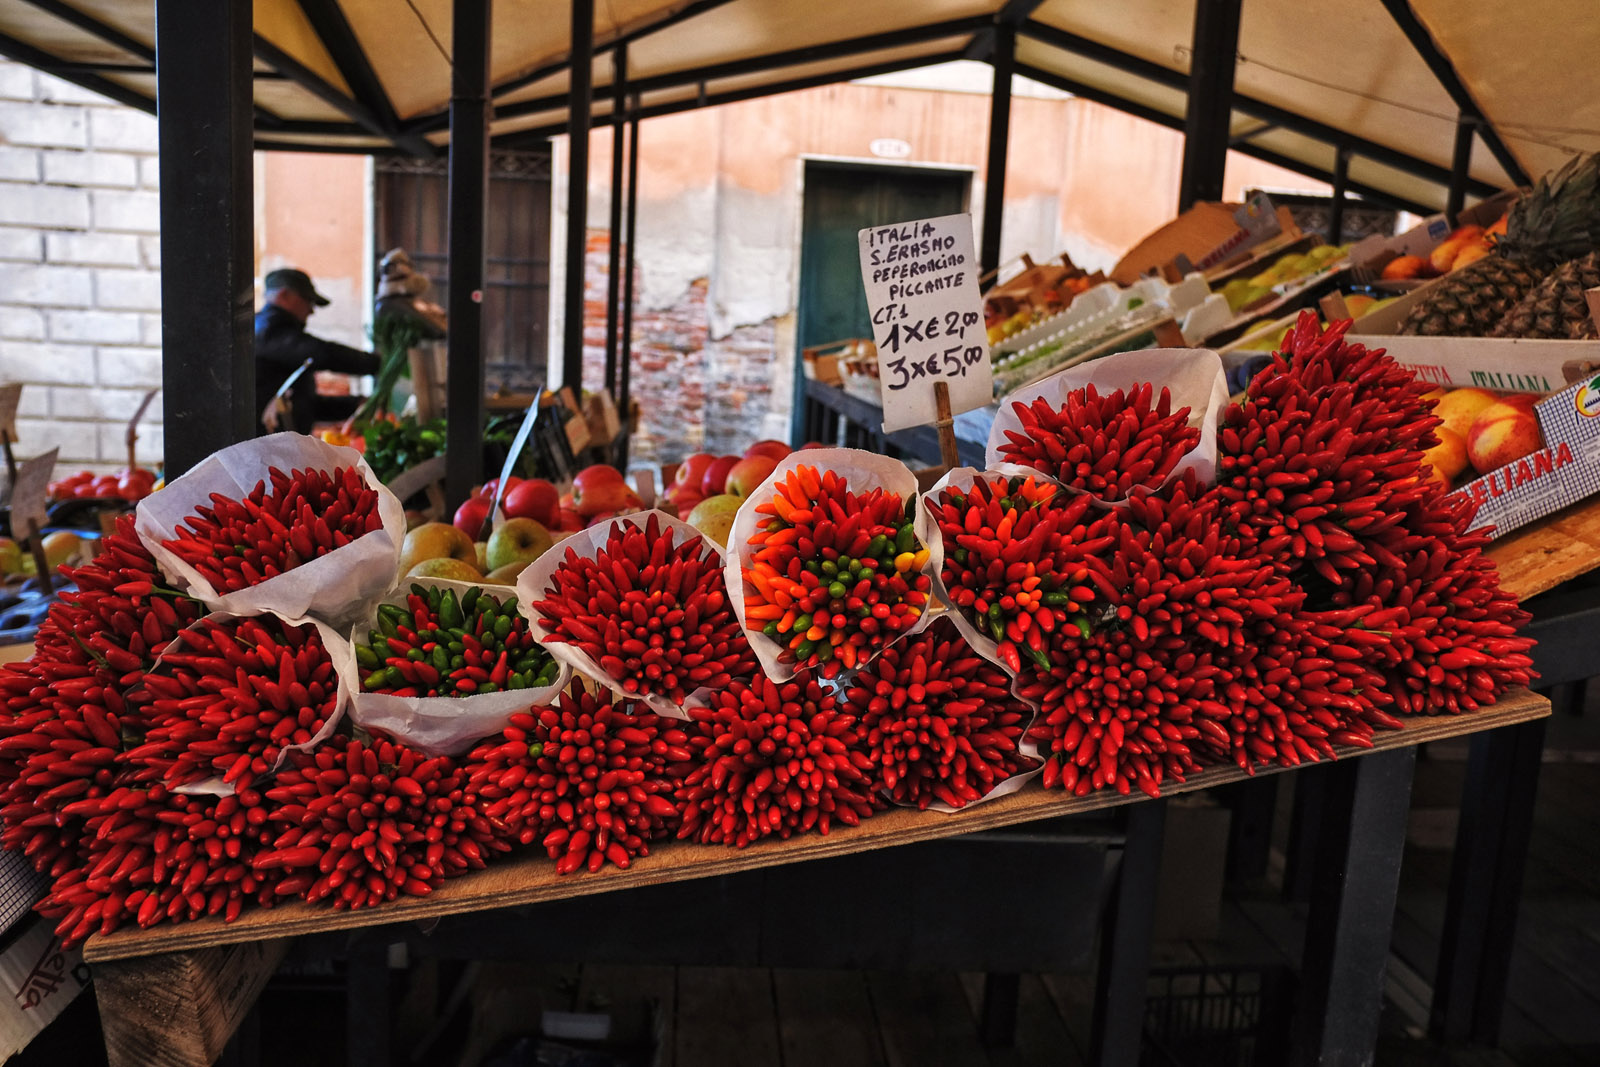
xmin=1398 ymin=152 xmax=1600 ymax=336
xmin=1490 ymin=250 xmax=1600 ymax=339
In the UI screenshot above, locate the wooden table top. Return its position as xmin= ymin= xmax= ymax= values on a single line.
xmin=1486 ymin=495 xmax=1600 ymax=601
xmin=83 ymin=687 xmax=1549 ymax=962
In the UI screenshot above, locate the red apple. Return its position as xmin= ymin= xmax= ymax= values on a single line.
xmin=559 ymin=491 xmax=575 ymax=510
xmin=574 ymin=464 xmax=625 ymax=491
xmin=585 ymin=511 xmax=617 ymax=526
xmin=504 ymin=478 xmax=560 ymax=525
xmin=800 ymin=441 xmax=830 ymax=450
xmin=452 ymin=496 xmax=493 ymax=540
xmin=743 ymin=440 xmax=791 ymax=461
xmin=555 ymin=507 xmax=584 ymax=532
xmin=673 ymin=453 xmax=717 ymax=491
xmin=673 ymin=491 xmax=704 ymax=520
xmin=573 ymin=478 xmax=642 ymax=519
xmin=478 ymin=475 xmax=524 ymax=500
xmin=726 ymin=454 xmax=779 ymax=497
xmin=700 ymin=455 xmax=740 ymax=497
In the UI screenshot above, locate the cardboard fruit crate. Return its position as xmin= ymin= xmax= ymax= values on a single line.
xmin=1340 ymin=288 xmax=1600 ymax=538
xmin=1348 ymin=190 xmax=1517 ymax=291
xmin=1445 ymin=372 xmax=1600 ymax=538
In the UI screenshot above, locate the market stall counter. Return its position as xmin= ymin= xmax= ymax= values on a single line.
xmin=82 ymin=689 xmax=1547 ymax=1067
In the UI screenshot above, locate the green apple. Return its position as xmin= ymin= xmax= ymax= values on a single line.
xmin=406 ymin=557 xmax=482 ymax=582
xmin=486 ymin=517 xmax=553 ymax=573
xmin=398 ymin=522 xmax=477 ymax=577
xmin=484 ymin=561 xmax=529 ymax=585
xmin=685 ymin=494 xmax=743 ymax=549
xmin=0 ymin=538 xmax=20 ymax=575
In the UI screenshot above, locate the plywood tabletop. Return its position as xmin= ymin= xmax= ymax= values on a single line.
xmin=1489 ymin=495 xmax=1600 ymax=601
xmin=83 ymin=688 xmax=1549 ymax=963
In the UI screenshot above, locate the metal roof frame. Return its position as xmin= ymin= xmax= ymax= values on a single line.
xmin=0 ymin=1 xmax=1528 ymax=213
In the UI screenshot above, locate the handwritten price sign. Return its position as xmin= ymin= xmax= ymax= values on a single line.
xmin=858 ymin=213 xmax=992 ymax=433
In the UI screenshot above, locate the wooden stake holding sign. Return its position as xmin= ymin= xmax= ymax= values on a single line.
xmin=9 ymin=449 xmax=57 ymax=593
xmin=124 ymin=387 xmax=160 ymax=473
xmin=858 ymin=213 xmax=992 ymax=472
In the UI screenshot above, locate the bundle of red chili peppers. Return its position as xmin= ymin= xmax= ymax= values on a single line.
xmin=927 ymin=473 xmax=1114 ymax=673
xmin=462 ymin=689 xmax=689 ymax=872
xmin=998 ymin=383 xmax=1201 ymax=500
xmin=843 ymin=619 xmax=1036 ymax=809
xmin=161 ymin=464 xmax=383 ymax=592
xmin=676 ymin=674 xmax=880 ymax=847
xmin=530 ymin=514 xmax=758 ymax=705
xmin=0 ymin=344 xmax=1539 ymax=944
xmin=123 ymin=613 xmax=340 ymax=789
xmin=740 ymin=464 xmax=932 ymax=674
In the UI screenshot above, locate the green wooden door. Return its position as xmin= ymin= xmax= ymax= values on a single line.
xmin=792 ymin=162 xmax=968 ymax=441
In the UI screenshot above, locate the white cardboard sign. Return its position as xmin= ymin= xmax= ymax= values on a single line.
xmin=858 ymin=213 xmax=992 ymax=433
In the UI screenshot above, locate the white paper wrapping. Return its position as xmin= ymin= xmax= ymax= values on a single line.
xmin=153 ymin=607 xmax=353 ymax=797
xmin=516 ymin=510 xmax=727 ymax=720
xmin=985 ymin=347 xmax=1229 ymax=505
xmin=135 ymin=432 xmax=406 ymax=627
xmin=722 ymin=448 xmax=943 ymax=682
xmin=346 ymin=576 xmax=570 ymax=757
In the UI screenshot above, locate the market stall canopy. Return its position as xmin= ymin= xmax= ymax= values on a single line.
xmin=2 ymin=0 xmax=1595 ymax=211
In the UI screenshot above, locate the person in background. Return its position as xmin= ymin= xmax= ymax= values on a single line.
xmin=254 ymin=267 xmax=381 ymax=435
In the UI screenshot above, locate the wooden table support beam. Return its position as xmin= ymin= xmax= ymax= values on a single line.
xmin=94 ymin=939 xmax=287 ymax=1067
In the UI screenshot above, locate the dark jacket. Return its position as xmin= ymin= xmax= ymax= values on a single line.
xmin=254 ymin=304 xmax=381 ymax=435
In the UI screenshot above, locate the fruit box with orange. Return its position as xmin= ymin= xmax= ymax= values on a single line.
xmin=1438 ymin=373 xmax=1600 ymax=538
xmin=1349 ymin=190 xmax=1516 ymax=289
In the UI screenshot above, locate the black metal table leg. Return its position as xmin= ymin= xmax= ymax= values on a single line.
xmin=1224 ymin=774 xmax=1279 ymax=883
xmin=1429 ymin=716 xmax=1546 ymax=1044
xmin=978 ymin=972 xmax=1021 ymax=1047
xmin=347 ymin=939 xmax=393 ymax=1067
xmin=1089 ymin=798 xmax=1168 ymax=1067
xmin=1283 ymin=765 xmax=1330 ymax=904
xmin=1291 ymin=746 xmax=1417 ymax=1067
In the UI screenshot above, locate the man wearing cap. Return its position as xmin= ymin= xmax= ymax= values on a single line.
xmin=255 ymin=268 xmax=381 ymax=435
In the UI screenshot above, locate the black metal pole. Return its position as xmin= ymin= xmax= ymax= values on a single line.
xmin=445 ymin=0 xmax=492 ymax=510
xmin=1447 ymin=113 xmax=1474 ymax=225
xmin=1328 ymin=147 xmax=1350 ymax=244
xmin=562 ymin=0 xmax=595 ymax=394
xmin=154 ymin=0 xmax=253 ymax=476
xmin=979 ymin=24 xmax=1014 ymax=280
xmin=602 ymin=44 xmax=628 ymax=397
xmin=616 ymin=105 xmax=640 ymax=469
xmin=1177 ymin=0 xmax=1243 ymax=212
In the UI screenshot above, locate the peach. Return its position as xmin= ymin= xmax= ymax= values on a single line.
xmin=1433 ymin=388 xmax=1499 ymax=440
xmin=1467 ymin=401 xmax=1543 ymax=474
xmin=1421 ymin=426 xmax=1469 ymax=485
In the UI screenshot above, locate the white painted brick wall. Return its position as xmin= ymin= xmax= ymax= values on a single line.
xmin=90 ymin=189 xmax=158 ymax=233
xmin=0 ymin=58 xmax=162 ymax=473
xmin=46 ymin=232 xmax=141 ymax=268
xmin=41 ymin=148 xmax=137 ymax=188
xmin=0 ymin=100 xmax=87 ymax=148
xmin=0 ymin=146 xmax=38 ymax=182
